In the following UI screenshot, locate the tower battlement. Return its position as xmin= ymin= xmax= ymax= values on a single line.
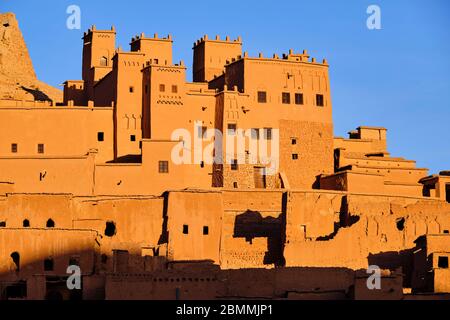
xmin=130 ymin=32 xmax=172 ymax=44
xmin=83 ymin=25 xmax=116 ymax=39
xmin=222 ymin=49 xmax=328 ymax=66
xmin=193 ymin=34 xmax=242 ymax=47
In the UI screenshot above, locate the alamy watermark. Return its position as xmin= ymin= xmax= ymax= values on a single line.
xmin=66 ymin=5 xmax=81 ymax=30
xmin=367 ymin=5 xmax=382 ymax=30
xmin=66 ymin=265 xmax=81 ymax=290
xmin=170 ymin=122 xmax=280 ymax=175
xmin=366 ymin=265 xmax=381 ymax=290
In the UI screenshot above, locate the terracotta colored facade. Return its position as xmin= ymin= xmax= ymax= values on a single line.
xmin=0 ymin=13 xmax=449 ymax=300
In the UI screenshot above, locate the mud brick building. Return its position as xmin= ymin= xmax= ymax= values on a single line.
xmin=0 ymin=12 xmax=449 ymax=300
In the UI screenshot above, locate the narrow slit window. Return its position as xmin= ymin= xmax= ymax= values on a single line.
xmin=231 ymin=159 xmax=238 ymax=171
xmin=295 ymin=93 xmax=304 ymax=105
xmin=44 ymin=258 xmax=54 ymax=271
xmin=316 ymin=94 xmax=324 ymax=107
xmin=265 ymin=128 xmax=272 ymax=140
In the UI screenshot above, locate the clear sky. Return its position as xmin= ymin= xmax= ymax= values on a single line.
xmin=2 ymin=0 xmax=450 ymax=173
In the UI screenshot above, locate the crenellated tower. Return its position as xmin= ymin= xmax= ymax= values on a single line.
xmin=82 ymin=25 xmax=116 ymax=101
xmin=192 ymin=35 xmax=242 ymax=82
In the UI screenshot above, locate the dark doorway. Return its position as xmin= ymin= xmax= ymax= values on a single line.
xmin=254 ymin=167 xmax=266 ymax=189
xmin=46 ymin=219 xmax=55 ymax=228
xmin=105 ymin=221 xmax=117 ymax=237
xmin=10 ymin=252 xmax=20 ymax=271
xmin=446 ymin=184 xmax=450 ymax=203
xmin=4 ymin=281 xmax=27 ymax=300
xmin=46 ymin=277 xmax=82 ymax=301
xmin=44 ymin=258 xmax=54 ymax=271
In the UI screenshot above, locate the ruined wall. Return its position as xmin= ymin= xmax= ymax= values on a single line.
xmin=220 ymin=190 xmax=285 ymax=269
xmin=0 ymin=193 xmax=165 ymax=277
xmin=0 ymin=188 xmax=449 ymax=299
xmin=285 ymin=192 xmax=450 ymax=272
xmin=73 ymin=195 xmax=165 ymax=272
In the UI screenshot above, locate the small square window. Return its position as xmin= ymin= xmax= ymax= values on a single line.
xmin=233 ymin=182 xmax=238 ymax=188
xmin=292 ymin=154 xmax=298 ymax=160
xmin=158 ymin=161 xmax=169 ymax=173
xmin=44 ymin=258 xmax=54 ymax=271
xmin=264 ymin=128 xmax=272 ymax=140
xmin=129 ymin=86 xmax=134 ymax=93
xmin=251 ymin=128 xmax=260 ymax=140
xmin=172 ymin=85 xmax=178 ymax=93
xmin=69 ymin=256 xmax=80 ymax=266
xmin=282 ymin=92 xmax=290 ymax=104
xmin=316 ymin=94 xmax=324 ymax=107
xmin=227 ymin=124 xmax=237 ymax=135
xmin=11 ymin=143 xmax=18 ymax=153
xmin=130 ymin=135 xmax=136 ymax=142
xmin=159 ymin=84 xmax=165 ymax=92
xmin=97 ymin=132 xmax=104 ymax=142
xmin=444 ymin=230 xmax=449 ymax=234
xmin=438 ymin=256 xmax=449 ymax=269
xmin=231 ymin=159 xmax=238 ymax=171
xmin=291 ymin=138 xmax=297 ymax=145
xmin=257 ymin=91 xmax=267 ymax=103
xmin=295 ymin=93 xmax=304 ymax=105
xmin=203 ymin=226 xmax=209 ymax=235
xmin=183 ymin=224 xmax=189 ymax=234
xmin=38 ymin=144 xmax=44 ymax=154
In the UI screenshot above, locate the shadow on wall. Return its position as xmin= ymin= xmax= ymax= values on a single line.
xmin=368 ymin=249 xmax=415 ymax=288
xmin=20 ymin=86 xmax=52 ymax=102
xmin=0 ymin=245 xmax=363 ymax=300
xmin=0 ymin=247 xmax=102 ymax=301
xmin=233 ymin=209 xmax=286 ymax=267
xmin=107 ymin=155 xmax=142 ymax=164
xmin=317 ymin=196 xmax=361 ymax=241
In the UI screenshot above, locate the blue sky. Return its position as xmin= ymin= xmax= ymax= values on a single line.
xmin=2 ymin=0 xmax=450 ymax=173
